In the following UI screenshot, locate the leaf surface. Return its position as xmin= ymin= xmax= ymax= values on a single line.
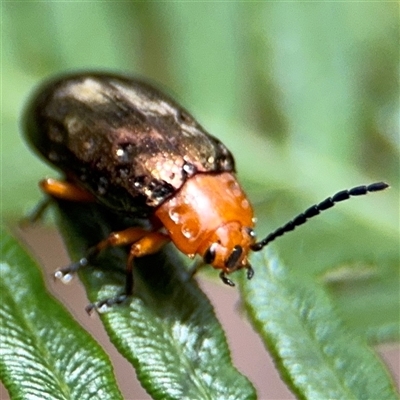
xmin=0 ymin=227 xmax=123 ymax=400
xmin=240 ymin=250 xmax=398 ymax=400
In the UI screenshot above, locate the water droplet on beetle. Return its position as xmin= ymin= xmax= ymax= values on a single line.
xmin=241 ymin=199 xmax=249 ymax=209
xmin=168 ymin=207 xmax=181 ymax=223
xmin=181 ymin=224 xmax=199 ymax=240
xmin=227 ymin=179 xmax=242 ymax=197
xmin=183 ymin=162 xmax=197 ymax=176
xmin=115 ymin=147 xmax=130 ymax=163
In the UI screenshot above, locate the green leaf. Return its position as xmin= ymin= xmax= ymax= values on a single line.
xmin=323 ymin=262 xmax=400 ymax=343
xmin=240 ymin=250 xmax=398 ymax=400
xmin=0 ymin=227 xmax=123 ymax=400
xmin=54 ymin=200 xmax=256 ymax=400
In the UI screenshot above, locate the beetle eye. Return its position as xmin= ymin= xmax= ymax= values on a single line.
xmin=225 ymin=245 xmax=243 ymax=269
xmin=203 ymin=244 xmax=216 ymax=264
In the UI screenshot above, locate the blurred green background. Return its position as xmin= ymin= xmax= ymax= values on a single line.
xmin=2 ymin=2 xmax=399 ymax=337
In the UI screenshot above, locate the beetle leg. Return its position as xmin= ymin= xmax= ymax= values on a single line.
xmin=246 ymin=264 xmax=254 ymax=280
xmin=39 ymin=178 xmax=95 ymax=202
xmin=186 ymin=257 xmax=205 ymax=281
xmin=55 ymin=227 xmax=150 ymax=282
xmin=54 ymin=246 xmax=98 ymax=284
xmin=219 ymin=271 xmax=235 ymax=287
xmin=20 ymin=196 xmax=52 ymax=226
xmin=125 ymin=232 xmax=170 ymax=293
xmin=86 ymin=231 xmax=170 ymax=313
xmin=95 ymin=227 xmax=150 ymax=252
xmin=21 ymin=179 xmax=94 ymax=226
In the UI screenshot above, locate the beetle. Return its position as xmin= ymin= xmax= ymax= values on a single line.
xmin=23 ymin=72 xmax=389 ymax=312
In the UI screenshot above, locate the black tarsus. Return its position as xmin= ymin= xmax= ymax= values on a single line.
xmin=54 ymin=246 xmax=98 ymax=279
xmin=55 ymin=244 xmax=133 ymax=314
xmin=251 ymin=182 xmax=389 ymax=252
xmin=20 ymin=197 xmax=52 ymax=226
xmin=85 ymin=294 xmax=128 ymax=315
xmin=219 ymin=271 xmax=235 ymax=287
xmin=246 ymin=265 xmax=254 ymax=280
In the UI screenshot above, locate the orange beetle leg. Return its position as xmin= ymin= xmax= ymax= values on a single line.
xmin=85 ymin=231 xmax=170 ymax=313
xmin=56 ymin=227 xmax=151 ymax=281
xmin=95 ymin=227 xmax=150 ymax=252
xmin=39 ymin=178 xmax=95 ymax=202
xmin=22 ymin=179 xmax=95 ymax=225
xmin=123 ymin=231 xmax=170 ymax=294
xmin=55 ymin=226 xmax=170 ymax=313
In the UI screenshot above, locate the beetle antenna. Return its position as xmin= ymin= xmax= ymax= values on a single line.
xmin=251 ymin=182 xmax=389 ymax=252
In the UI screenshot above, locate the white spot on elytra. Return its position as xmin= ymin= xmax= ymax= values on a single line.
xmin=112 ymin=82 xmax=177 ymax=117
xmin=63 ymin=78 xmax=108 ymax=104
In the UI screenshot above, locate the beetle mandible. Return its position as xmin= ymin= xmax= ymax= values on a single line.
xmin=23 ymin=72 xmax=389 ymax=311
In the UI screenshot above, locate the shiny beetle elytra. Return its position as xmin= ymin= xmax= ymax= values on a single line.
xmin=23 ymin=72 xmax=389 ymax=311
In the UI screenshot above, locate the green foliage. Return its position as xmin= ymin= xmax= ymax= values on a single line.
xmin=0 ymin=228 xmax=123 ymax=400
xmin=241 ymin=251 xmax=398 ymax=399
xmin=2 ymin=2 xmax=398 ymax=399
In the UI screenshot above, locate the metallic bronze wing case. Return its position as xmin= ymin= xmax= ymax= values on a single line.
xmin=23 ymin=72 xmax=235 ymax=214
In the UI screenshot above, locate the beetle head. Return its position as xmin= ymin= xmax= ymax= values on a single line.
xmin=198 ymin=222 xmax=256 ymax=282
